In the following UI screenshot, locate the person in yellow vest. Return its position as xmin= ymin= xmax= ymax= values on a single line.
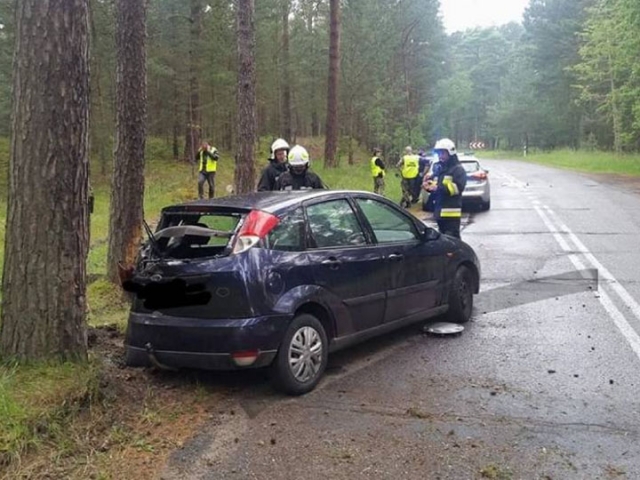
xmin=195 ymin=141 xmax=220 ymax=199
xmin=370 ymin=148 xmax=386 ymax=195
xmin=395 ymin=146 xmax=419 ymax=208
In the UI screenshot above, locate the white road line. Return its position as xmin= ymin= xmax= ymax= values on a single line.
xmin=543 ymin=206 xmax=640 ymax=323
xmin=520 ymin=179 xmax=640 ymax=360
xmin=534 ymin=205 xmax=640 ymax=359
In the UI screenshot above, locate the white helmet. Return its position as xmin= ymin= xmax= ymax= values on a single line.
xmin=434 ymin=138 xmax=456 ymax=155
xmin=270 ymin=138 xmax=290 ymax=159
xmin=287 ymin=145 xmax=310 ymax=167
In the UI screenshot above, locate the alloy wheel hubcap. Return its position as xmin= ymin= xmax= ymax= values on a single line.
xmin=288 ymin=326 xmax=323 ymax=383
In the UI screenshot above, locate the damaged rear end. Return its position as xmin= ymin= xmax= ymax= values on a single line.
xmin=123 ymin=204 xmax=292 ymax=371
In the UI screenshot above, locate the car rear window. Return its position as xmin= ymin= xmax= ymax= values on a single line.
xmin=153 ymin=211 xmax=242 ymax=259
xmin=461 ymin=161 xmax=480 ymax=173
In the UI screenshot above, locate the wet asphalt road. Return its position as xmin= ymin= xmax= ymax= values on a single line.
xmin=163 ymin=160 xmax=640 ymax=480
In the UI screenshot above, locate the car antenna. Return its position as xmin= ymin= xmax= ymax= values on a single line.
xmin=142 ymin=219 xmax=162 ymax=257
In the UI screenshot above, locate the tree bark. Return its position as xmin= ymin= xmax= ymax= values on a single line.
xmin=183 ymin=0 xmax=202 ymax=162
xmin=235 ymin=0 xmax=257 ymax=194
xmin=107 ymin=0 xmax=147 ymax=285
xmin=1 ymin=0 xmax=90 ymax=361
xmin=281 ymin=0 xmax=292 ymax=140
xmin=324 ymin=0 xmax=341 ymax=168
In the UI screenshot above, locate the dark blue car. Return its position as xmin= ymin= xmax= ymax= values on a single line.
xmin=123 ymin=190 xmax=481 ymax=395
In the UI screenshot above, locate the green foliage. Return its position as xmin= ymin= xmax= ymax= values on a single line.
xmin=573 ymin=0 xmax=640 ymax=151
xmin=4 ymin=0 xmax=640 ymax=155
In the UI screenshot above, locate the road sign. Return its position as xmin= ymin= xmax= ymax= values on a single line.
xmin=469 ymin=141 xmax=485 ymax=149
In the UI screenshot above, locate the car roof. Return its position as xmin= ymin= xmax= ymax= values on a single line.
xmin=162 ymin=190 xmax=383 ymax=214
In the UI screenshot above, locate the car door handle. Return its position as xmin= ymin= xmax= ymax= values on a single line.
xmin=387 ymin=253 xmax=404 ymax=262
xmin=321 ymin=257 xmax=341 ymax=269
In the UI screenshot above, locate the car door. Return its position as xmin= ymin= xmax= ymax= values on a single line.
xmin=304 ymin=198 xmax=388 ymax=336
xmin=354 ymin=197 xmax=445 ymax=323
xmin=258 ymin=207 xmax=315 ymax=309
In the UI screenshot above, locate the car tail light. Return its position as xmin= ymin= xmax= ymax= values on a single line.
xmin=231 ymin=350 xmax=259 ymax=367
xmin=232 ymin=210 xmax=279 ymax=254
xmin=471 ymin=171 xmax=488 ymax=180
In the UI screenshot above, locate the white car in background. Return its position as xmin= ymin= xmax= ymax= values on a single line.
xmin=459 ymin=154 xmax=491 ymax=211
xmin=422 ymin=153 xmax=491 ymax=212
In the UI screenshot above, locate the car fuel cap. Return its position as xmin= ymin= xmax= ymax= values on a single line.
xmin=424 ymin=322 xmax=464 ymax=335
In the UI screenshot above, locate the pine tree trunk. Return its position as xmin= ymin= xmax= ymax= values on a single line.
xmin=1 ymin=0 xmax=90 ymax=361
xmin=183 ymin=0 xmax=202 ymax=162
xmin=235 ymin=0 xmax=256 ymax=194
xmin=281 ymin=0 xmax=292 ymax=140
xmin=324 ymin=0 xmax=341 ymax=168
xmin=107 ymin=0 xmax=147 ymax=285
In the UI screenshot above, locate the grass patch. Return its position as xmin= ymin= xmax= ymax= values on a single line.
xmin=478 ymin=149 xmax=640 ymax=176
xmin=0 ymin=361 xmax=99 ymax=469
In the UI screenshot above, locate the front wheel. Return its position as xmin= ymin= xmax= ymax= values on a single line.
xmin=271 ymin=314 xmax=328 ymax=395
xmin=446 ymin=266 xmax=474 ymax=324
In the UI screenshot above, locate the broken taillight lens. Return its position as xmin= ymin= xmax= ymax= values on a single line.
xmin=232 ymin=210 xmax=279 ymax=254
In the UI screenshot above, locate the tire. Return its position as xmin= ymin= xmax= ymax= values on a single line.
xmin=446 ymin=266 xmax=474 ymax=324
xmin=482 ymin=200 xmax=491 ymax=211
xmin=271 ymin=313 xmax=328 ymax=395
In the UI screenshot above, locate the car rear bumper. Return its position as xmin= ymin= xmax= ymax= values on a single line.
xmin=462 ymin=186 xmax=490 ymax=203
xmin=124 ymin=311 xmax=292 ymax=370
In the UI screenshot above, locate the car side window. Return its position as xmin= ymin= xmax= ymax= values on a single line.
xmin=265 ymin=208 xmax=305 ymax=251
xmin=356 ymin=198 xmax=419 ymax=243
xmin=306 ymin=199 xmax=367 ymax=249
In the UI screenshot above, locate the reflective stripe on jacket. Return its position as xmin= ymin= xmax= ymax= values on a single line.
xmin=401 ymin=155 xmax=419 ymax=179
xmin=371 ymin=157 xmax=385 ymax=178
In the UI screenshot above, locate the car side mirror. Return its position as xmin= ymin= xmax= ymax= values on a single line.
xmin=484 ymin=168 xmax=490 ymax=174
xmin=422 ymin=227 xmax=440 ymax=241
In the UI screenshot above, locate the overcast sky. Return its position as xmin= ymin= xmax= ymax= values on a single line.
xmin=440 ymin=0 xmax=530 ymax=33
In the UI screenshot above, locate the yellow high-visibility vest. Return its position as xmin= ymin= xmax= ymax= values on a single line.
xmin=371 ymin=157 xmax=385 ymax=178
xmin=401 ymin=155 xmax=419 ymax=179
xmin=199 ymin=148 xmax=218 ymax=173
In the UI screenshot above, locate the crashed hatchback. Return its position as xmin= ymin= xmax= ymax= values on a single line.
xmin=123 ymin=190 xmax=481 ymax=395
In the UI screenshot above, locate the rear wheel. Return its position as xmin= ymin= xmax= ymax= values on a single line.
xmin=446 ymin=266 xmax=474 ymax=324
xmin=271 ymin=314 xmax=328 ymax=395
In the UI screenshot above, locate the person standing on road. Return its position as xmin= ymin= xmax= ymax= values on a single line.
xmin=274 ymin=145 xmax=326 ymax=190
xmin=395 ymin=146 xmax=420 ymax=208
xmin=424 ymin=138 xmax=466 ymax=238
xmin=413 ymin=148 xmax=431 ymax=203
xmin=371 ymin=148 xmax=386 ymax=195
xmin=196 ymin=141 xmax=220 ymax=199
xmin=257 ymin=138 xmax=290 ymax=191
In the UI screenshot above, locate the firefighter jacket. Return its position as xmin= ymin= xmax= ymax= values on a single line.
xmin=257 ymin=160 xmax=288 ymax=191
xmin=274 ymin=170 xmax=325 ymax=190
xmin=433 ymin=155 xmax=466 ymax=219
